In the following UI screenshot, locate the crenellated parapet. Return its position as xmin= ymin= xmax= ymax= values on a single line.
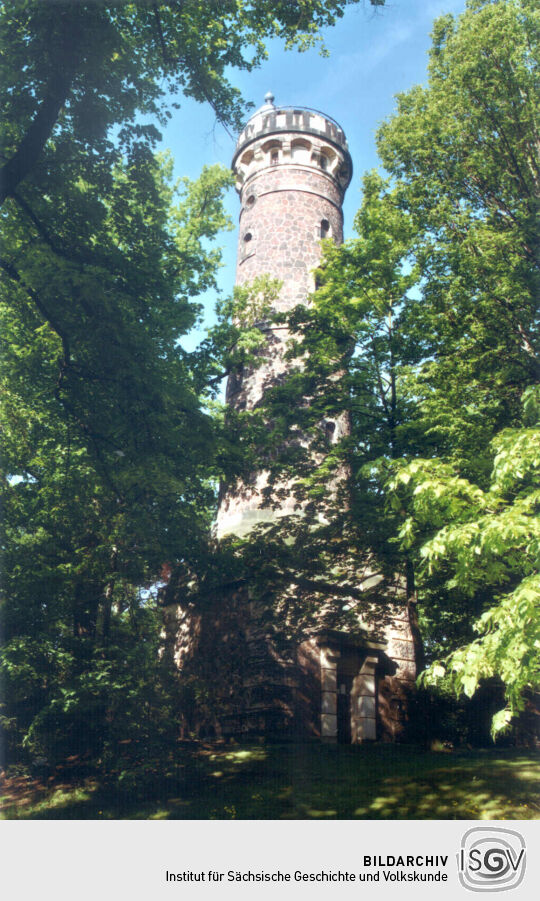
xmin=233 ymin=99 xmax=352 ymax=193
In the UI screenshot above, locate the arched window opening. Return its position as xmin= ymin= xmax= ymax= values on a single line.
xmin=320 ymin=219 xmax=330 ymax=239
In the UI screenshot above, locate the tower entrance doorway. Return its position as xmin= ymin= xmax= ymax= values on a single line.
xmin=336 ymin=671 xmax=353 ymax=743
xmin=320 ymin=637 xmax=380 ymax=743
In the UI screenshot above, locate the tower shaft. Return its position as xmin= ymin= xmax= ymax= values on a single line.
xmin=216 ymin=101 xmax=352 ymax=538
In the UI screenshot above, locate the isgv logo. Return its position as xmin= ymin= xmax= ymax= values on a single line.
xmin=458 ymin=827 xmax=526 ymax=892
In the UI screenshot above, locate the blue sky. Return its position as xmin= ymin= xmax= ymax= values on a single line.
xmin=161 ymin=0 xmax=468 ymax=345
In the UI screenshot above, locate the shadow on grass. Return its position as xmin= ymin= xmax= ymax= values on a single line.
xmin=2 ymin=744 xmax=539 ymax=820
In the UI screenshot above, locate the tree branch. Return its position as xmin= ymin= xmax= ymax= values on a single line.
xmin=151 ymin=1 xmax=235 ymax=139
xmin=0 ymin=65 xmax=77 ymax=206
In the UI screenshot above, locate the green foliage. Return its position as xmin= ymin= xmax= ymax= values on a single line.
xmin=409 ymin=391 xmax=539 ymax=731
xmin=1 ymin=0 xmax=385 ymax=763
xmin=377 ymin=0 xmax=539 ymax=474
xmin=1 ymin=64 xmax=232 ymax=760
xmin=249 ymin=0 xmax=539 ymax=733
xmin=203 ymin=275 xmax=282 ymax=382
xmin=0 ymin=1 xmax=381 ymax=204
xmin=376 ymin=0 xmax=539 ymax=731
xmin=372 ymin=0 xmax=538 ymax=730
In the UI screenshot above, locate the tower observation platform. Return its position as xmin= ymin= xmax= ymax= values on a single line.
xmin=233 ymin=99 xmax=353 ymax=177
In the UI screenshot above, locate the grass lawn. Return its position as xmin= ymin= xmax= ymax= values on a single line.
xmin=1 ymin=743 xmax=538 ymax=820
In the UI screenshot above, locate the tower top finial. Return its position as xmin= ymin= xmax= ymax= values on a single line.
xmin=264 ymin=91 xmax=275 ymax=106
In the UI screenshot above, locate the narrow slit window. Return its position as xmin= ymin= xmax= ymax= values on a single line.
xmin=320 ymin=219 xmax=330 ymax=239
xmin=243 ymin=232 xmax=252 ymax=243
xmin=271 ymin=150 xmax=279 ymax=165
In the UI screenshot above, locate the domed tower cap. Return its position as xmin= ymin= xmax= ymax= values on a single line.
xmin=264 ymin=91 xmax=275 ymax=105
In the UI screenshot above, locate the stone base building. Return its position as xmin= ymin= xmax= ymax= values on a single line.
xmin=162 ymin=583 xmax=418 ymax=743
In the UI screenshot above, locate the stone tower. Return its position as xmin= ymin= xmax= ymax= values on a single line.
xmin=163 ymin=97 xmax=418 ymax=743
xmin=216 ymin=93 xmax=352 ymax=538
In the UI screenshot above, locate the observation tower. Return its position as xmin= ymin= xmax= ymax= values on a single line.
xmin=165 ymin=96 xmax=418 ymax=743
